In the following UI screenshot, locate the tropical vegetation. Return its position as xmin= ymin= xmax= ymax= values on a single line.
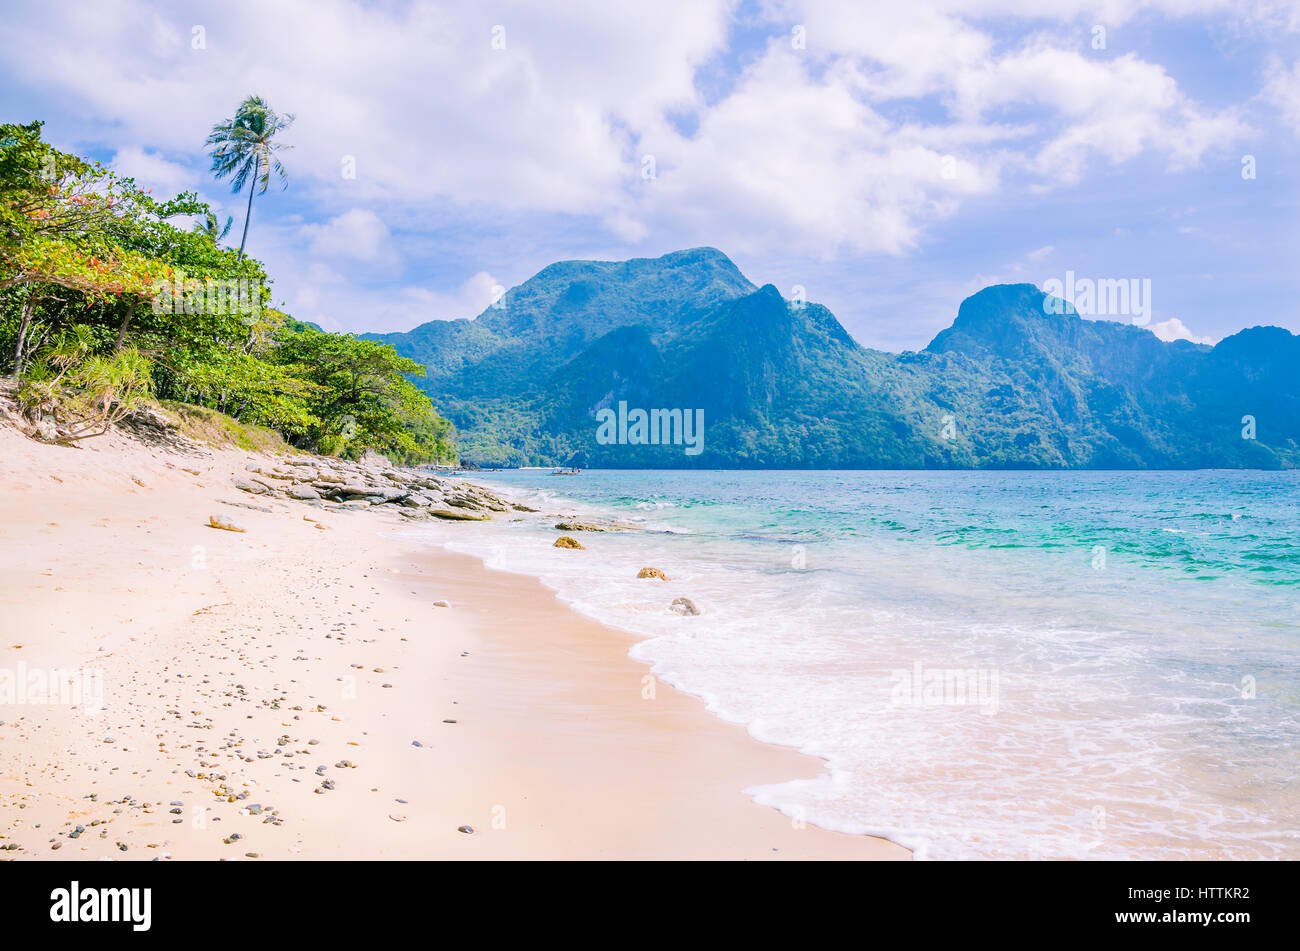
xmin=0 ymin=118 xmax=456 ymax=462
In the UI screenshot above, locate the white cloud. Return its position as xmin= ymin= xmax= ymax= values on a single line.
xmin=0 ymin=0 xmax=1282 ymax=340
xmin=251 ymin=216 xmax=499 ymax=333
xmin=1150 ymin=317 xmax=1216 ymax=345
xmin=396 ymin=271 xmax=501 ymax=323
xmin=1 ymin=0 xmax=1253 ymax=260
xmin=302 ymin=209 xmax=393 ymax=262
xmin=109 ymin=146 xmax=196 ymax=194
xmin=954 ymin=47 xmax=1247 ymax=181
xmin=629 ymin=47 xmax=1001 ymax=255
xmin=287 ymin=271 xmax=499 ymax=335
xmin=0 ymin=0 xmax=729 ymax=216
xmin=1263 ymin=57 xmax=1300 ymax=130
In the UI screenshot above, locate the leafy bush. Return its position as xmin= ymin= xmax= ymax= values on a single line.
xmin=18 ymin=326 xmax=153 ymax=442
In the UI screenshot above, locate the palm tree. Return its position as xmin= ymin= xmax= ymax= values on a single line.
xmin=194 ymin=210 xmax=233 ymax=245
xmin=205 ymin=95 xmax=294 ymax=260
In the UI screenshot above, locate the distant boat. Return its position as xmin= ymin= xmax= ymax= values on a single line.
xmin=551 ymin=467 xmax=582 ymax=476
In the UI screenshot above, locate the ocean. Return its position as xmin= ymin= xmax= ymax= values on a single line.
xmin=406 ymin=469 xmax=1300 ymax=860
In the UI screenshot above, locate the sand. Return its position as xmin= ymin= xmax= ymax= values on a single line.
xmin=0 ymin=423 xmax=908 ymax=860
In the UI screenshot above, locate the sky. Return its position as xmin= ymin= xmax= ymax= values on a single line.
xmin=2 ymin=0 xmax=1298 ymax=351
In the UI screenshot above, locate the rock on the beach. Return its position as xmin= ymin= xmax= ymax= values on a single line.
xmin=669 ymin=597 xmax=700 ymax=616
xmin=429 ymin=509 xmax=490 ymax=521
xmin=336 ymin=482 xmax=376 ymax=497
xmin=553 ymin=536 xmax=584 ymax=550
xmin=287 ymin=484 xmax=320 ymax=500
xmin=208 ymin=514 xmax=247 ymax=533
xmin=221 ymin=499 xmax=272 ymax=512
xmin=232 ymin=478 xmax=268 ymax=495
xmin=637 ymin=567 xmax=670 ymax=581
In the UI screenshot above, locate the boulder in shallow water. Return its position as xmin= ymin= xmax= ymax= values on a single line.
xmin=669 ymin=597 xmax=699 ymax=616
xmin=637 ymin=567 xmax=670 ymax=580
xmin=553 ymin=536 xmax=584 ymax=550
xmin=208 ymin=514 xmax=247 ymax=533
xmin=555 ymin=521 xmax=609 ymax=532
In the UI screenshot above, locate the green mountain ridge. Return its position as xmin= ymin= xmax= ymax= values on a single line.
xmin=366 ymin=248 xmax=1299 ymax=469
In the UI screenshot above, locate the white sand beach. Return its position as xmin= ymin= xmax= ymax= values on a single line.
xmin=0 ymin=422 xmax=908 ymax=860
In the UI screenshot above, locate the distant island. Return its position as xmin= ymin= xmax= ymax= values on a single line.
xmin=369 ymin=248 xmax=1299 ymax=470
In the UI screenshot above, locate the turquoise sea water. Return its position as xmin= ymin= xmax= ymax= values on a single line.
xmin=409 ymin=470 xmax=1300 ymax=859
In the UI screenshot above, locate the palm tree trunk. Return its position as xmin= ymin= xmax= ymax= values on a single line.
xmin=236 ymin=156 xmax=258 ymax=261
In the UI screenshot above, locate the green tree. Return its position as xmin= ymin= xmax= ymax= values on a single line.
xmin=204 ymin=96 xmax=294 ymax=260
xmin=0 ymin=121 xmax=175 ymax=372
xmin=272 ymin=327 xmax=456 ymax=461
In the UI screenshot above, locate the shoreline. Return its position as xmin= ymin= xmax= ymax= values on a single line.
xmin=0 ymin=424 xmax=908 ymax=860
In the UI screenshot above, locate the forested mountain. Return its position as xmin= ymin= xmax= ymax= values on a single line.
xmin=369 ymin=249 xmax=1298 ymax=469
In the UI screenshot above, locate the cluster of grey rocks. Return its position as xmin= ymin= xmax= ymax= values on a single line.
xmin=219 ymin=453 xmax=702 ymax=616
xmin=229 ymin=457 xmax=527 ymax=521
